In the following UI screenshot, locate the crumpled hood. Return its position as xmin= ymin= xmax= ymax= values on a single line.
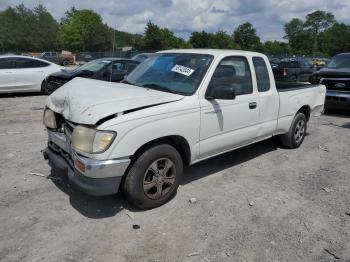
xmin=46 ymin=77 xmax=184 ymax=125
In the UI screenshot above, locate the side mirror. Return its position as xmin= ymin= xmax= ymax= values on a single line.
xmin=206 ymin=86 xmax=236 ymax=100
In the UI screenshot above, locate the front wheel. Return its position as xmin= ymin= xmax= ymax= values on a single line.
xmin=62 ymin=60 xmax=70 ymax=66
xmin=123 ymin=144 xmax=183 ymax=209
xmin=280 ymin=113 xmax=307 ymax=149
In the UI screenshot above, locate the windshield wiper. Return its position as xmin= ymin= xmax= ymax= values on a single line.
xmin=141 ymin=83 xmax=182 ymax=95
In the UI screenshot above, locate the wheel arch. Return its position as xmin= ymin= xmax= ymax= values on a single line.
xmin=297 ymin=105 xmax=311 ymax=121
xmin=131 ymin=135 xmax=191 ymax=167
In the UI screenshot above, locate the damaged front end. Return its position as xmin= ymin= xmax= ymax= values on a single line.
xmin=43 ymin=108 xmax=130 ymax=196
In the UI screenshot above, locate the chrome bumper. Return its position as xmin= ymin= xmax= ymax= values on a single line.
xmin=45 ymin=130 xmax=130 ymax=195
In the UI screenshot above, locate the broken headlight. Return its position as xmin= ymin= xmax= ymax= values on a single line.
xmin=72 ymin=125 xmax=116 ymax=154
xmin=43 ymin=108 xmax=57 ymax=129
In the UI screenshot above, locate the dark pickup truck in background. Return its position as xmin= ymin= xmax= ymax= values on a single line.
xmin=38 ymin=51 xmax=74 ymax=66
xmin=312 ymin=53 xmax=350 ymax=110
xmin=273 ymin=59 xmax=315 ymax=82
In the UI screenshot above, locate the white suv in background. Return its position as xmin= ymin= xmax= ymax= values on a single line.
xmin=0 ymin=55 xmax=63 ymax=94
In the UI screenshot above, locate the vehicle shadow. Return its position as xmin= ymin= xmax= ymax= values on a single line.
xmin=49 ymin=139 xmax=278 ymax=218
xmin=324 ymin=108 xmax=350 ymax=117
xmin=49 ymin=167 xmax=127 ymax=219
xmin=182 ymin=139 xmax=278 ymax=185
xmin=0 ymin=92 xmax=45 ymax=98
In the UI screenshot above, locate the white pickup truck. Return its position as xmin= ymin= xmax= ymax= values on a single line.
xmin=43 ymin=49 xmax=326 ymax=209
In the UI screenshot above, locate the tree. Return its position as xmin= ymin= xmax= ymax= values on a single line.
xmin=212 ymin=31 xmax=239 ymax=49
xmin=143 ymin=21 xmax=187 ymax=50
xmin=318 ymin=23 xmax=350 ymax=56
xmin=284 ymin=18 xmax=304 ymax=40
xmin=263 ymin=41 xmax=290 ymax=55
xmin=304 ymin=10 xmax=335 ymax=51
xmin=58 ymin=9 xmax=112 ymax=51
xmin=284 ymin=11 xmax=337 ymax=54
xmin=189 ymin=31 xmax=214 ymax=48
xmin=143 ymin=21 xmax=163 ymax=50
xmin=0 ymin=4 xmax=58 ymax=52
xmin=304 ymin=11 xmax=335 ymax=36
xmin=33 ymin=5 xmax=59 ymax=51
xmin=233 ymin=22 xmax=261 ymax=50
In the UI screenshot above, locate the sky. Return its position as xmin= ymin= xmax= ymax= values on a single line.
xmin=1 ymin=0 xmax=350 ymax=41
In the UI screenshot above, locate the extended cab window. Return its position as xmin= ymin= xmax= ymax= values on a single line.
xmin=253 ymin=57 xmax=270 ymax=92
xmin=209 ymin=56 xmax=253 ymax=96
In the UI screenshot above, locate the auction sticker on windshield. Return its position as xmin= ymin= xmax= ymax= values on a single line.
xmin=171 ymin=65 xmax=194 ymax=76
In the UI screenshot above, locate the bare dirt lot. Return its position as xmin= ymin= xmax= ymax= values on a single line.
xmin=0 ymin=94 xmax=349 ymax=262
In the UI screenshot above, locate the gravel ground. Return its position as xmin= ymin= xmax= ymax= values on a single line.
xmin=0 ymin=94 xmax=349 ymax=262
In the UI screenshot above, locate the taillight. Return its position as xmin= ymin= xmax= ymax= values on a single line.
xmin=283 ymin=68 xmax=288 ymax=76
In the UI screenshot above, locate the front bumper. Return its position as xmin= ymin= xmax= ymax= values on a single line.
xmin=325 ymin=91 xmax=350 ymax=109
xmin=44 ymin=130 xmax=130 ymax=196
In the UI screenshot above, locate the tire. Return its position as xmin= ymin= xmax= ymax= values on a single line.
xmin=42 ymin=80 xmax=56 ymax=95
xmin=123 ymin=144 xmax=183 ymax=209
xmin=62 ymin=60 xmax=70 ymax=66
xmin=280 ymin=113 xmax=307 ymax=149
xmin=289 ymin=74 xmax=298 ymax=82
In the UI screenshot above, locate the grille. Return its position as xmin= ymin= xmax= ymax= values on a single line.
xmin=322 ymin=79 xmax=350 ymax=92
xmin=47 ymin=77 xmax=68 ymax=90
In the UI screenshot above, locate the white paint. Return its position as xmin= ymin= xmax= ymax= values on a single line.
xmin=0 ymin=55 xmax=63 ymax=94
xmin=46 ymin=49 xmax=326 ymax=165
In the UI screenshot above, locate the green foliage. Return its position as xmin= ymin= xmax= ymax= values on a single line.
xmin=233 ymin=22 xmax=261 ymax=50
xmin=58 ymin=9 xmax=112 ymax=52
xmin=189 ymin=30 xmax=239 ymax=49
xmin=263 ymin=41 xmax=290 ymax=55
xmin=0 ymin=4 xmax=59 ymax=52
xmin=142 ymin=21 xmax=187 ymax=50
xmin=284 ymin=10 xmax=338 ymax=55
xmin=304 ymin=11 xmax=335 ymax=35
xmin=318 ymin=23 xmax=350 ymax=56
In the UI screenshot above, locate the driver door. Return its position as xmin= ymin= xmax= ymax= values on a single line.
xmin=199 ymin=56 xmax=259 ymax=159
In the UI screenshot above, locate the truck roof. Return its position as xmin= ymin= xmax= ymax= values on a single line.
xmin=159 ymin=49 xmax=265 ymax=57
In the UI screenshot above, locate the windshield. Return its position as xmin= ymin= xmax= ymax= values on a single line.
xmin=125 ymin=53 xmax=214 ymax=95
xmin=77 ymin=59 xmax=111 ymax=73
xmin=327 ymin=54 xmax=350 ymax=69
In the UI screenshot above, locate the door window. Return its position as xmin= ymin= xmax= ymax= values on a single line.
xmin=209 ymin=56 xmax=253 ymax=96
xmin=253 ymin=57 xmax=270 ymax=92
xmin=112 ymin=61 xmax=126 ymax=71
xmin=0 ymin=58 xmax=16 ymax=69
xmin=14 ymin=58 xmax=49 ymax=68
xmin=127 ymin=61 xmax=140 ymax=71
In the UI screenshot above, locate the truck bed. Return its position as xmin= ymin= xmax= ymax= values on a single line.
xmin=276 ymin=82 xmax=320 ymax=92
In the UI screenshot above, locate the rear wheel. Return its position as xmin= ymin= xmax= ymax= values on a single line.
xmin=123 ymin=144 xmax=183 ymax=209
xmin=280 ymin=113 xmax=307 ymax=148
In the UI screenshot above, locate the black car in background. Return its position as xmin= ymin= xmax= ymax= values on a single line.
xmin=273 ymin=59 xmax=315 ymax=82
xmin=312 ymin=53 xmax=350 ymax=109
xmin=43 ymin=58 xmax=140 ymax=95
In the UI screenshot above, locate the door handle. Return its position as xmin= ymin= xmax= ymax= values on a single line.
xmin=249 ymin=102 xmax=257 ymax=109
